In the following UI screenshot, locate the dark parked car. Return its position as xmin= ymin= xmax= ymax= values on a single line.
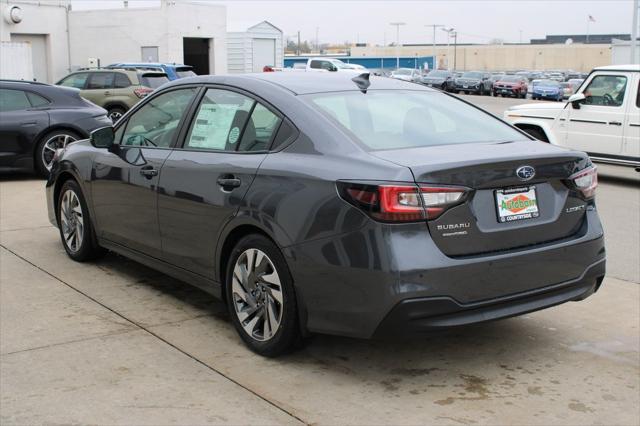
xmin=0 ymin=80 xmax=111 ymax=175
xmin=420 ymin=70 xmax=455 ymax=91
xmin=454 ymin=71 xmax=493 ymax=95
xmin=46 ymin=73 xmax=605 ymax=356
xmin=492 ymin=75 xmax=528 ymax=98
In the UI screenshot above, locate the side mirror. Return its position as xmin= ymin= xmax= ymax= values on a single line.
xmin=90 ymin=126 xmax=115 ymax=149
xmin=568 ymin=93 xmax=586 ymax=109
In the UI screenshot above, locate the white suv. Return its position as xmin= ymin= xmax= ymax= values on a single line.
xmin=504 ymin=65 xmax=639 ymax=176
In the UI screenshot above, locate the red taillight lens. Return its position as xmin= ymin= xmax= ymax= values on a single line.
xmin=570 ymin=166 xmax=598 ymax=199
xmin=134 ymin=88 xmax=154 ymax=99
xmin=338 ymin=182 xmax=468 ymax=222
xmin=263 ymin=65 xmax=274 ymax=72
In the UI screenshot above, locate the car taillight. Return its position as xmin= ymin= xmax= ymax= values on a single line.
xmin=134 ymin=88 xmax=153 ymax=99
xmin=263 ymin=65 xmax=274 ymax=72
xmin=569 ymin=166 xmax=598 ymax=199
xmin=337 ymin=182 xmax=468 ymax=223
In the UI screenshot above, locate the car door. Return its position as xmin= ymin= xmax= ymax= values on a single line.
xmin=90 ymin=87 xmax=199 ymax=258
xmin=158 ymin=87 xmax=283 ymax=279
xmin=81 ymin=72 xmax=115 ymax=108
xmin=0 ymin=88 xmax=49 ymax=168
xmin=623 ymin=75 xmax=640 ymax=161
xmin=563 ymin=73 xmax=628 ymax=156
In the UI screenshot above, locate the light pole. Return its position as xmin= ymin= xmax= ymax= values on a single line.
xmin=452 ymin=31 xmax=458 ymax=70
xmin=425 ymin=24 xmax=444 ymax=69
xmin=442 ymin=27 xmax=455 ymax=70
xmin=389 ymin=22 xmax=406 ymax=69
xmin=631 ymin=0 xmax=639 ymax=63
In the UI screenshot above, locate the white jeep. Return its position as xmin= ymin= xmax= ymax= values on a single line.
xmin=504 ymin=65 xmax=639 ymax=178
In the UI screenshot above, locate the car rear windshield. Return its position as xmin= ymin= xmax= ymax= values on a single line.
xmin=461 ymin=72 xmax=482 ymax=79
xmin=139 ymin=73 xmax=170 ymax=88
xmin=500 ymin=76 xmax=521 ymax=82
xmin=536 ymin=80 xmax=560 ymax=87
xmin=428 ymin=71 xmax=450 ymax=78
xmin=305 ymin=90 xmax=525 ymax=151
xmin=176 ymin=68 xmax=196 ymax=78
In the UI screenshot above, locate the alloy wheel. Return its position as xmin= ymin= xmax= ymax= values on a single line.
xmin=108 ymin=110 xmax=123 ymax=122
xmin=60 ymin=189 xmax=84 ymax=253
xmin=231 ymin=248 xmax=283 ymax=342
xmin=42 ymin=134 xmax=76 ymax=171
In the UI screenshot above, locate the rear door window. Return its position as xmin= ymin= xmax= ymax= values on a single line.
xmin=113 ymin=73 xmax=132 ymax=88
xmin=237 ymin=103 xmax=282 ymax=152
xmin=87 ymin=73 xmax=115 ymax=90
xmin=184 ymin=89 xmax=254 ymax=151
xmin=0 ymin=89 xmax=31 ymax=112
xmin=58 ymin=73 xmax=89 ymax=89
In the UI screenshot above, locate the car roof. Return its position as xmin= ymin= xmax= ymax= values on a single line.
xmin=593 ymin=64 xmax=640 ymax=72
xmin=111 ymin=62 xmax=191 ymax=68
xmin=164 ymin=72 xmax=434 ymax=95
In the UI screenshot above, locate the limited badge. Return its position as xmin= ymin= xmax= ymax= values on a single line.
xmin=228 ymin=127 xmax=240 ymax=144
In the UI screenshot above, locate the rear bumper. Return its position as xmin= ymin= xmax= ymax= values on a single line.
xmin=373 ymin=258 xmax=604 ymax=338
xmin=288 ymin=208 xmax=605 ymax=339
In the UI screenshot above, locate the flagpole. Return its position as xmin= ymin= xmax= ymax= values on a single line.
xmin=586 ymin=16 xmax=590 ymax=43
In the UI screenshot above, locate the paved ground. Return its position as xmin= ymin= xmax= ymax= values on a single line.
xmin=1 ymin=95 xmax=639 ymax=425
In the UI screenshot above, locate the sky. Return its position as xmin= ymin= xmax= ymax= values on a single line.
xmin=71 ymin=0 xmax=634 ymax=45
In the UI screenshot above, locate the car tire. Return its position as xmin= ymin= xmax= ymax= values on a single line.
xmin=107 ymin=106 xmax=127 ymax=123
xmin=57 ymin=179 xmax=105 ymax=262
xmin=35 ymin=130 xmax=81 ymax=177
xmin=225 ymin=234 xmax=302 ymax=357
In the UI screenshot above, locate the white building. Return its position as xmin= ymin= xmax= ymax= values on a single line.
xmin=611 ymin=39 xmax=640 ymax=65
xmin=0 ymin=0 xmax=227 ymax=83
xmin=227 ymin=21 xmax=283 ymax=73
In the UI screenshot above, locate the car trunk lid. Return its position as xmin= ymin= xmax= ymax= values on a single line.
xmin=371 ymin=141 xmax=591 ymax=257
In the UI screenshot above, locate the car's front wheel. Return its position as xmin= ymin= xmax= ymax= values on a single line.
xmin=36 ymin=130 xmax=80 ymax=177
xmin=57 ymin=180 xmax=104 ymax=261
xmin=225 ymin=234 xmax=301 ymax=357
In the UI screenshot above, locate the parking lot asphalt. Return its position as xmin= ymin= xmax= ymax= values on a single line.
xmin=1 ymin=96 xmax=639 ymax=425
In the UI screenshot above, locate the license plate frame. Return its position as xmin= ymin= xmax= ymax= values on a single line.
xmin=495 ymin=186 xmax=540 ymax=223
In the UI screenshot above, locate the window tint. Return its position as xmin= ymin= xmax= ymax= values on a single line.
xmin=309 ymin=60 xmax=322 ymax=69
xmin=87 ymin=73 xmax=115 ymax=89
xmin=583 ymin=75 xmax=627 ymax=107
xmin=185 ymin=89 xmax=254 ymax=151
xmin=121 ymin=88 xmax=197 ymax=148
xmin=58 ymin=73 xmax=89 ymax=89
xmin=26 ymin=92 xmax=50 ymax=107
xmin=636 ymin=80 xmax=640 ymax=108
xmin=113 ymin=73 xmax=132 ymax=88
xmin=307 ymin=90 xmax=525 ymax=150
xmin=237 ymin=103 xmax=282 ymax=152
xmin=0 ymin=89 xmax=31 ymax=112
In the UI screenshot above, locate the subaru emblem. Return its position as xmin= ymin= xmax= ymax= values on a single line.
xmin=516 ymin=165 xmax=536 ymax=181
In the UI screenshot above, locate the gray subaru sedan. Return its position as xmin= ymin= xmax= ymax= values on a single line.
xmin=46 ymin=73 xmax=605 ymax=356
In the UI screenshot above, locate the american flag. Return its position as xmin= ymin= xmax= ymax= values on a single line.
xmin=588 ymin=15 xmax=596 ymax=22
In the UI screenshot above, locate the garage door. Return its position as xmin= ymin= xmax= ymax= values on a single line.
xmin=10 ymin=34 xmax=48 ymax=83
xmin=252 ymin=38 xmax=276 ymax=73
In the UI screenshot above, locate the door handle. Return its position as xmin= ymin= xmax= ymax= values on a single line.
xmin=608 ymin=121 xmax=622 ymax=126
xmin=20 ymin=121 xmax=37 ymax=126
xmin=217 ymin=176 xmax=241 ymax=190
xmin=104 ymin=91 xmax=111 ymax=95
xmin=140 ymin=167 xmax=158 ymax=178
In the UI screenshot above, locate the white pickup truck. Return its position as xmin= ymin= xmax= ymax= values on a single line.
xmin=504 ymin=65 xmax=640 ymax=177
xmin=267 ymin=58 xmax=366 ymax=73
